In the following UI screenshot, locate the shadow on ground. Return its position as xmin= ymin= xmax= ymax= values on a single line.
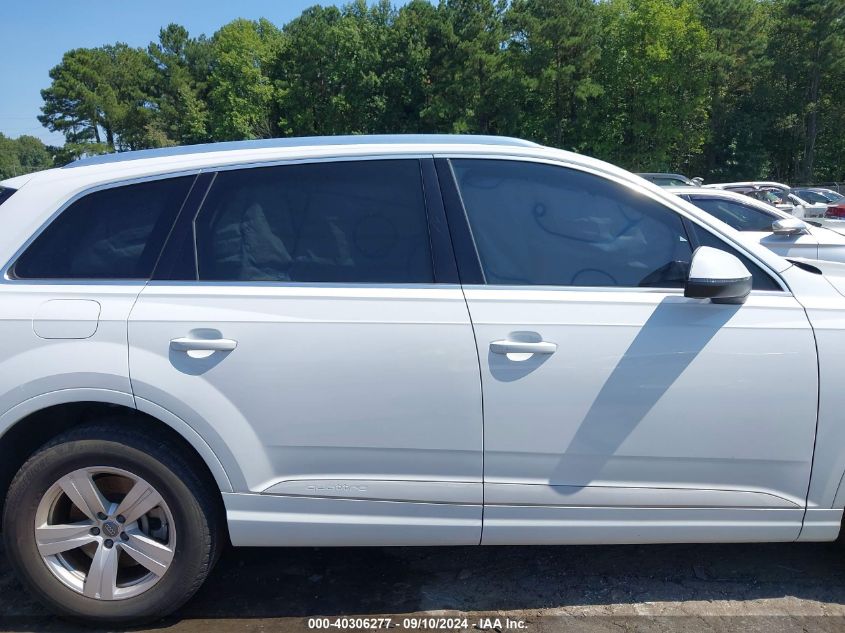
xmin=1 ymin=540 xmax=844 ymax=631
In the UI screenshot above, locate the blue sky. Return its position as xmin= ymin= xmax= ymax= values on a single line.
xmin=1 ymin=1 xmax=395 ymax=145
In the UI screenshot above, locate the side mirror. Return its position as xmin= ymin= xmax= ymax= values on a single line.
xmin=684 ymin=246 xmax=752 ymax=304
xmin=772 ymin=217 xmax=809 ymax=236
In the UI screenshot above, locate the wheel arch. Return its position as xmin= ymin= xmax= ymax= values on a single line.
xmin=0 ymin=390 xmax=233 ymax=527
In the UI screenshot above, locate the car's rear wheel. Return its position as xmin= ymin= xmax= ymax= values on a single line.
xmin=3 ymin=423 xmax=222 ymax=624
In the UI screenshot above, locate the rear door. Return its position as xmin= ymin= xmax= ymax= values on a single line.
xmin=0 ymin=176 xmax=194 ymax=416
xmin=128 ymin=158 xmax=483 ymax=546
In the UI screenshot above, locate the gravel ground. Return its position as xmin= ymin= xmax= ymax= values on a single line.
xmin=1 ymin=540 xmax=845 ymax=632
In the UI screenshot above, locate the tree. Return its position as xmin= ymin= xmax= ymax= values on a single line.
xmin=147 ymin=24 xmax=213 ymax=145
xmin=27 ymin=0 xmax=845 ymax=183
xmin=424 ymin=0 xmax=509 ymax=134
xmin=39 ymin=44 xmax=159 ymax=152
xmin=696 ymin=0 xmax=771 ymax=180
xmin=0 ymin=134 xmax=54 ymax=179
xmin=274 ymin=3 xmax=390 ymax=136
xmin=586 ymin=0 xmax=711 ymax=172
xmin=503 ymin=0 xmax=603 ymax=148
xmin=207 ymin=19 xmax=283 ymax=140
xmin=380 ymin=0 xmax=441 ymax=132
xmin=764 ymin=0 xmax=845 ymax=181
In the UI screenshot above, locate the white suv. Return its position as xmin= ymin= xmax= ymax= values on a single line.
xmin=2 ymin=135 xmax=845 ymax=624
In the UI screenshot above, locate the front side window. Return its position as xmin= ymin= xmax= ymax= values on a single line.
xmin=451 ymin=159 xmax=692 ymax=288
xmin=684 ymin=222 xmax=780 ymax=291
xmin=688 ymin=196 xmax=777 ymax=232
xmin=14 ymin=176 xmax=194 ymax=279
xmin=192 ymin=160 xmax=433 ymax=283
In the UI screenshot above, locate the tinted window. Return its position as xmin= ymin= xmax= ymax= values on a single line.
xmin=653 ymin=177 xmax=690 ymax=187
xmin=750 ymin=189 xmax=787 ymax=205
xmin=193 ymin=160 xmax=433 ymax=283
xmin=0 ymin=187 xmax=15 ymax=207
xmin=688 ymin=196 xmax=777 ymax=232
xmin=14 ymin=177 xmax=193 ymax=279
xmin=684 ymin=222 xmax=780 ymax=291
xmin=452 ymin=159 xmax=692 ymax=288
xmin=795 ymin=189 xmax=831 ymax=204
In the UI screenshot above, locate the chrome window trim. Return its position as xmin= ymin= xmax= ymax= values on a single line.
xmin=1 ymin=150 xmax=791 ymax=293
xmin=0 ymin=169 xmax=204 ymax=284
xmin=1 ymin=154 xmax=433 ymax=285
xmin=459 ymin=284 xmax=787 ymax=297
xmin=438 ymin=153 xmax=790 ymax=294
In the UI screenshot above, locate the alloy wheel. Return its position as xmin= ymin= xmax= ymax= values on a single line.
xmin=34 ymin=466 xmax=176 ymax=600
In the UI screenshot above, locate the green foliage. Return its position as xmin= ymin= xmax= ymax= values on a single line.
xmin=147 ymin=24 xmax=213 ymax=145
xmin=503 ymin=0 xmax=602 ymax=147
xmin=696 ymin=0 xmax=772 ymax=180
xmin=0 ymin=134 xmax=54 ymax=179
xmin=275 ymin=3 xmax=390 ymax=135
xmin=207 ymin=18 xmax=283 ymax=140
xmin=585 ymin=0 xmax=711 ymax=172
xmin=764 ymin=0 xmax=845 ymax=181
xmin=24 ymin=0 xmax=845 ymax=182
xmin=39 ymin=44 xmax=158 ymax=150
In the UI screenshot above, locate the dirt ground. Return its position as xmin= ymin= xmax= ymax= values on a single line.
xmin=1 ymin=540 xmax=845 ymax=632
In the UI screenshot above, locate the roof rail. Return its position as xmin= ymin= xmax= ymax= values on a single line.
xmin=65 ymin=134 xmax=541 ymax=168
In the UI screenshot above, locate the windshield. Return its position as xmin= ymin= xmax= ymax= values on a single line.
xmin=795 ymin=189 xmax=832 ymax=204
xmin=653 ymin=177 xmax=691 ymax=187
xmin=748 ymin=189 xmax=786 ymax=205
xmin=0 ymin=187 xmax=16 ymax=207
xmin=688 ymin=196 xmax=778 ymax=232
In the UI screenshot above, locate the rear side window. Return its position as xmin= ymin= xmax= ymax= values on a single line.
xmin=688 ymin=196 xmax=777 ymax=232
xmin=451 ymin=159 xmax=693 ymax=288
xmin=191 ymin=160 xmax=434 ymax=283
xmin=0 ymin=187 xmax=15 ymax=207
xmin=14 ymin=177 xmax=193 ymax=279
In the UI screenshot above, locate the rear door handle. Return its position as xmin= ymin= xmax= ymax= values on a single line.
xmin=490 ymin=340 xmax=557 ymax=355
xmin=170 ymin=337 xmax=238 ymax=352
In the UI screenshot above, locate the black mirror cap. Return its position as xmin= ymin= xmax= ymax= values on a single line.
xmin=684 ymin=275 xmax=752 ymax=304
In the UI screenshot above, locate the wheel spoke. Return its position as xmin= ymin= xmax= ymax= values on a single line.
xmin=58 ymin=471 xmax=109 ymax=521
xmin=84 ymin=542 xmax=120 ymax=600
xmin=121 ymin=529 xmax=174 ymax=577
xmin=37 ymin=467 xmax=176 ymax=601
xmin=114 ymin=480 xmax=163 ymax=524
xmin=35 ymin=521 xmax=96 ymax=556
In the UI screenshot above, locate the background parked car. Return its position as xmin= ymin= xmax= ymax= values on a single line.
xmin=705 ymin=180 xmax=793 ymax=191
xmin=636 ymin=172 xmax=695 ymax=187
xmin=794 ymin=188 xmax=840 ymax=204
xmin=794 ymin=188 xmax=845 ymax=203
xmin=667 ymin=186 xmax=845 ymax=262
xmin=793 ymin=188 xmax=845 ymax=225
xmin=707 ymin=183 xmax=827 ymax=218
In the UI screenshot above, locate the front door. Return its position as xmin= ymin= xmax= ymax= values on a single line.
xmin=443 ymin=158 xmax=818 ymax=544
xmin=129 ymin=158 xmax=483 ymax=546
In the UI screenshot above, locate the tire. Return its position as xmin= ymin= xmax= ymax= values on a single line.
xmin=2 ymin=421 xmax=223 ymax=625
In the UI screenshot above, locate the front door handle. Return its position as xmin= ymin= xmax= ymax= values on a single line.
xmin=490 ymin=340 xmax=557 ymax=355
xmin=170 ymin=337 xmax=238 ymax=352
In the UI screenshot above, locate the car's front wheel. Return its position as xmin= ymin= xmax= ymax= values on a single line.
xmin=3 ymin=422 xmax=222 ymax=624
